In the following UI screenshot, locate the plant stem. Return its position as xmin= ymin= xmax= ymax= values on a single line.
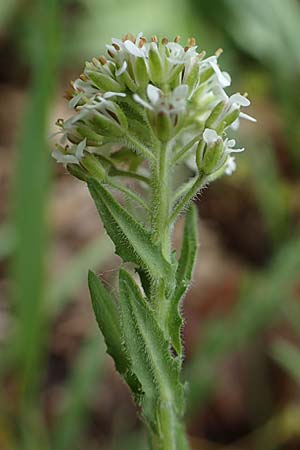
xmin=152 ymin=141 xmax=172 ymax=261
xmin=147 ymin=139 xmax=191 ymax=450
xmin=169 ymin=172 xmax=207 ymax=225
xmin=149 ymin=401 xmax=190 ymax=450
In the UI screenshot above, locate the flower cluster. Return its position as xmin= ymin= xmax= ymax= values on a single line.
xmin=52 ymin=33 xmax=255 ymax=177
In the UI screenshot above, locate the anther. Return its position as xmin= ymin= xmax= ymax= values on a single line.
xmin=188 ymin=37 xmax=196 ymax=46
xmin=174 ymin=35 xmax=180 ymax=43
xmin=151 ymin=35 xmax=158 ymax=43
xmin=98 ymin=56 xmax=107 ymax=65
xmin=215 ymin=48 xmax=223 ymax=57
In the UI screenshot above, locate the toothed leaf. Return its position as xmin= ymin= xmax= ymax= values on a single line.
xmin=168 ymin=204 xmax=199 ymax=356
xmin=88 ymin=179 xmax=172 ymax=281
xmin=88 ymin=270 xmax=141 ymax=396
xmin=119 ymin=269 xmax=184 ymax=425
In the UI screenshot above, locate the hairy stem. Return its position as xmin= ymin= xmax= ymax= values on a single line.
xmin=147 ymin=139 xmax=191 ymax=450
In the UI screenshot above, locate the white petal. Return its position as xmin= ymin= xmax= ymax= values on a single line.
xmin=230 ymin=93 xmax=250 ymax=107
xmin=173 ymin=84 xmax=189 ymax=99
xmin=135 ymin=32 xmax=143 ymax=44
xmin=147 ymin=84 xmax=161 ymax=104
xmin=209 ymin=60 xmax=231 ymax=87
xmin=203 ymin=128 xmax=219 ymax=144
xmin=227 ymin=147 xmax=245 ymax=153
xmin=213 ymin=85 xmax=228 ymax=102
xmin=75 ymin=139 xmax=86 ymax=160
xmin=225 ymin=156 xmax=236 ymax=175
xmin=240 ymin=112 xmax=257 ymax=123
xmin=116 ymin=61 xmax=127 ymax=77
xmin=231 ymin=118 xmax=240 ymax=130
xmin=124 ymin=40 xmax=144 ymax=57
xmin=133 ymin=93 xmax=153 ymax=110
xmin=52 ymin=150 xmax=79 ymax=165
xmin=103 ymin=91 xmax=126 ymax=99
xmin=69 ymin=93 xmax=83 ymax=108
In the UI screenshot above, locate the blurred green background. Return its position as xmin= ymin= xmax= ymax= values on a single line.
xmin=0 ymin=0 xmax=300 ymax=449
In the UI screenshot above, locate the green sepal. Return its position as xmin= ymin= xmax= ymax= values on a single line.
xmin=168 ymin=204 xmax=198 ymax=356
xmin=185 ymin=63 xmax=200 ymax=94
xmin=155 ymin=112 xmax=172 ymax=142
xmin=135 ymin=57 xmax=149 ymax=88
xmin=81 ymin=154 xmax=106 ymax=180
xmin=119 ymin=269 xmax=185 ymax=424
xmin=88 ymin=271 xmax=142 ymax=396
xmin=149 ymin=46 xmax=163 ymax=84
xmin=89 ymin=113 xmax=124 ymax=138
xmin=205 ymin=101 xmax=226 ymax=128
xmin=67 ymin=164 xmax=89 ymax=182
xmin=88 ymin=179 xmax=172 ymax=281
xmin=87 ymin=70 xmax=123 ymax=93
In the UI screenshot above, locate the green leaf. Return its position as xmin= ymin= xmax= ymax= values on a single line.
xmin=119 ymin=269 xmax=184 ymax=425
xmin=88 ymin=179 xmax=172 ymax=281
xmin=168 ymin=204 xmax=199 ymax=356
xmin=88 ymin=270 xmax=129 ymax=375
xmin=88 ymin=271 xmax=141 ymax=396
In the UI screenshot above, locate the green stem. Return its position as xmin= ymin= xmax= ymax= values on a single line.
xmin=152 ymin=141 xmax=172 ymax=260
xmin=149 ymin=402 xmax=190 ymax=450
xmin=169 ymin=172 xmax=207 ymax=225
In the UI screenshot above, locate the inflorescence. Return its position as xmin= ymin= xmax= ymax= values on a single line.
xmin=52 ymin=33 xmax=256 ymax=178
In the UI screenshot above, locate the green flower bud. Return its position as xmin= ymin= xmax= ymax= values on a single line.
xmin=81 ymin=154 xmax=106 ymax=180
xmin=76 ymin=124 xmax=103 ymax=146
xmin=135 ymin=57 xmax=149 ymax=88
xmin=202 ymin=138 xmax=224 ymax=175
xmin=67 ymin=163 xmax=89 ymax=181
xmin=155 ymin=112 xmax=172 ymax=142
xmin=185 ymin=63 xmax=200 ymax=94
xmin=205 ymin=101 xmax=226 ymax=128
xmin=223 ymin=108 xmax=240 ymax=127
xmin=90 ymin=113 xmax=124 ymax=138
xmin=148 ymin=45 xmax=163 ymax=84
xmin=87 ymin=71 xmax=123 ymax=93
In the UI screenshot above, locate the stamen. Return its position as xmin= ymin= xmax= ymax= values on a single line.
xmin=161 ymin=37 xmax=168 ymax=45
xmin=215 ymin=48 xmax=223 ymax=57
xmin=112 ymin=43 xmax=120 ymax=51
xmin=139 ymin=37 xmax=147 ymax=48
xmin=188 ymin=37 xmax=196 ymax=46
xmin=123 ymin=33 xmax=135 ymax=42
xmin=174 ymin=35 xmax=180 ymax=43
xmin=92 ymin=57 xmax=99 ymax=66
xmin=80 ymin=74 xmax=88 ymax=81
xmin=107 ymin=49 xmax=115 ymax=58
xmin=99 ymin=56 xmax=107 ymax=65
xmin=151 ymin=35 xmax=158 ymax=43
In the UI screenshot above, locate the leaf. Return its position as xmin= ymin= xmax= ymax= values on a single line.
xmin=88 ymin=179 xmax=172 ymax=281
xmin=119 ymin=269 xmax=184 ymax=425
xmin=168 ymin=204 xmax=199 ymax=356
xmin=88 ymin=271 xmax=129 ymax=374
xmin=88 ymin=271 xmax=141 ymax=396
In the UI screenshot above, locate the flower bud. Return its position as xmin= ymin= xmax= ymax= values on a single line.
xmin=135 ymin=57 xmax=149 ymax=88
xmin=90 ymin=112 xmax=124 ymax=138
xmin=205 ymin=101 xmax=226 ymax=128
xmin=81 ymin=154 xmax=106 ymax=180
xmin=201 ymin=138 xmax=224 ymax=175
xmin=155 ymin=112 xmax=172 ymax=142
xmin=67 ymin=163 xmax=89 ymax=181
xmin=148 ymin=44 xmax=163 ymax=84
xmin=87 ymin=71 xmax=123 ymax=93
xmin=185 ymin=63 xmax=200 ymax=94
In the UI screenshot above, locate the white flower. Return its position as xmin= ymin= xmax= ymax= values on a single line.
xmin=203 ymin=128 xmax=220 ymax=145
xmin=224 ymin=156 xmax=237 ymax=175
xmin=133 ymin=84 xmax=188 ymax=115
xmin=52 ymin=139 xmax=86 ymax=166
